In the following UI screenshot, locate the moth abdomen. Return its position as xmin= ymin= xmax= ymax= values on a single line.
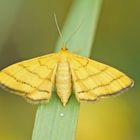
xmin=56 ymin=57 xmax=72 ymax=105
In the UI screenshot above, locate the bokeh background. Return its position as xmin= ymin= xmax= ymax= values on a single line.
xmin=0 ymin=0 xmax=139 ymax=140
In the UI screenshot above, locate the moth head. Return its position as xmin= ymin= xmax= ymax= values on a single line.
xmin=61 ymin=47 xmax=68 ymax=52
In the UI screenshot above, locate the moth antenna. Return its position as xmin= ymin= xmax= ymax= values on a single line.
xmin=65 ymin=18 xmax=84 ymax=44
xmin=54 ymin=13 xmax=66 ymax=47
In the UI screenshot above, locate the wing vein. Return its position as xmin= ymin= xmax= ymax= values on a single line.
xmin=77 ymin=75 xmax=124 ymax=93
xmin=2 ymin=71 xmax=50 ymax=93
xmin=75 ymin=67 xmax=108 ymax=82
xmin=18 ymin=64 xmax=52 ymax=82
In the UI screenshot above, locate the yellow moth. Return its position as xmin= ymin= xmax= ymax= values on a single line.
xmin=0 ymin=47 xmax=134 ymax=106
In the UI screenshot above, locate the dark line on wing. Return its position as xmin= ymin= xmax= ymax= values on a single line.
xmin=79 ymin=80 xmax=134 ymax=101
xmin=74 ymin=59 xmax=89 ymax=71
xmin=0 ymin=82 xmax=28 ymax=94
xmin=25 ymin=96 xmax=48 ymax=102
xmin=18 ymin=64 xmax=44 ymax=79
xmin=2 ymin=71 xmax=50 ymax=93
xmin=98 ymin=80 xmax=134 ymax=98
xmin=83 ymin=60 xmax=89 ymax=67
xmin=80 ymin=98 xmax=98 ymax=102
xmin=37 ymin=59 xmax=53 ymax=70
xmin=18 ymin=64 xmax=51 ymax=82
xmin=4 ymin=71 xmax=34 ymax=87
xmin=75 ymin=67 xmax=108 ymax=82
xmin=77 ymin=75 xmax=124 ymax=93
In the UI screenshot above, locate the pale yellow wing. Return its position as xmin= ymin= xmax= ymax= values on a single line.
xmin=0 ymin=53 xmax=59 ymax=103
xmin=68 ymin=53 xmax=134 ymax=102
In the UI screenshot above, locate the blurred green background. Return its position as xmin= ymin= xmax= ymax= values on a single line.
xmin=0 ymin=0 xmax=139 ymax=140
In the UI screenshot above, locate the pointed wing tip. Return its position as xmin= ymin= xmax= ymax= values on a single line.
xmin=130 ymin=79 xmax=134 ymax=88
xmin=79 ymin=79 xmax=134 ymax=103
xmin=97 ymin=78 xmax=134 ymax=99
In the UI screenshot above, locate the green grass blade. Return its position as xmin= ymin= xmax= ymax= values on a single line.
xmin=32 ymin=94 xmax=79 ymax=140
xmin=32 ymin=0 xmax=102 ymax=140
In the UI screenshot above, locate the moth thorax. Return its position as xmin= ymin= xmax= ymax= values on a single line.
xmin=55 ymin=58 xmax=72 ymax=106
